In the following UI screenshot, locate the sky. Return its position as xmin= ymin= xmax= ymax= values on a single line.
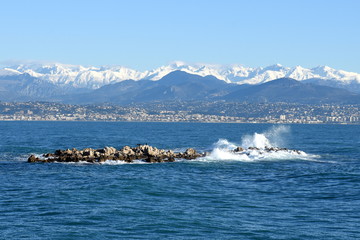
xmin=0 ymin=0 xmax=359 ymax=72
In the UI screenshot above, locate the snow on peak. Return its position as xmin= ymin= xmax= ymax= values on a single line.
xmin=263 ymin=63 xmax=286 ymax=71
xmin=310 ymin=65 xmax=360 ymax=82
xmin=0 ymin=68 xmax=21 ymax=76
xmin=287 ymin=66 xmax=317 ymax=80
xmin=1 ymin=62 xmax=360 ymax=88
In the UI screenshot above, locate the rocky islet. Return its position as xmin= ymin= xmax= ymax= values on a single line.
xmin=28 ymin=145 xmax=204 ymax=164
xmin=27 ymin=144 xmax=305 ymax=164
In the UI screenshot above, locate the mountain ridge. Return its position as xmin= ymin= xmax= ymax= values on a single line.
xmin=2 ymin=62 xmax=360 ymax=93
xmin=62 ymin=72 xmax=360 ymax=105
xmin=1 ymin=64 xmax=360 ymax=104
xmin=64 ymin=71 xmax=233 ymax=104
xmin=223 ymin=77 xmax=360 ymax=104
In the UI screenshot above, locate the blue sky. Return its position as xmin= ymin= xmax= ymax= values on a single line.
xmin=1 ymin=0 xmax=359 ymax=72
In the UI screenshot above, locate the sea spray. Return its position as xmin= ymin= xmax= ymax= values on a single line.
xmin=212 ymin=139 xmax=238 ymax=151
xmin=263 ymin=125 xmax=290 ymax=148
xmin=241 ymin=133 xmax=271 ymax=149
xmin=241 ymin=125 xmax=290 ymax=149
xmin=202 ymin=125 xmax=315 ymax=162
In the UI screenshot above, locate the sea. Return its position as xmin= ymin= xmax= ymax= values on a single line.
xmin=0 ymin=121 xmax=359 ymax=240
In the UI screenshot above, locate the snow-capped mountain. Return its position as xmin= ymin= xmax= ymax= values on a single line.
xmin=65 ymin=71 xmax=360 ymax=105
xmin=11 ymin=63 xmax=146 ymax=89
xmin=2 ymin=62 xmax=360 ymax=91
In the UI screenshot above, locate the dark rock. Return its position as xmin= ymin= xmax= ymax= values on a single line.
xmin=28 ymin=155 xmax=39 ymax=163
xmin=183 ymin=148 xmax=201 ymax=159
xmin=43 ymin=153 xmax=54 ymax=158
xmin=167 ymin=156 xmax=175 ymax=162
xmin=83 ymin=148 xmax=95 ymax=157
xmin=98 ymin=155 xmax=108 ymax=162
xmin=54 ymin=149 xmax=62 ymax=156
xmin=233 ymin=146 xmax=244 ymax=152
xmin=114 ymin=152 xmax=125 ymax=160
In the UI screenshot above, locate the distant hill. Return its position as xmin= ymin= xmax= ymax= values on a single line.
xmin=0 ymin=73 xmax=65 ymax=101
xmin=65 ymin=71 xmax=233 ymax=104
xmin=303 ymin=78 xmax=360 ymax=94
xmin=223 ymin=77 xmax=360 ymax=104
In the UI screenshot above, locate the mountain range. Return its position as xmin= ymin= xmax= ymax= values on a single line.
xmin=0 ymin=62 xmax=360 ymax=104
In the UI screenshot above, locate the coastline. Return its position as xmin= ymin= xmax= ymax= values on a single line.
xmin=0 ymin=119 xmax=359 ymax=125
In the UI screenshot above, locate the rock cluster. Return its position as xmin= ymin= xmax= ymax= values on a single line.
xmin=28 ymin=145 xmax=203 ymax=164
xmin=232 ymin=146 xmax=303 ymax=155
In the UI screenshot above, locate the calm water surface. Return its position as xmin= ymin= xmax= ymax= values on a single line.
xmin=0 ymin=122 xmax=359 ymax=239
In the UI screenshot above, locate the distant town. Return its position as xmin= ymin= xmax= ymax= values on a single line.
xmin=0 ymin=101 xmax=359 ymax=124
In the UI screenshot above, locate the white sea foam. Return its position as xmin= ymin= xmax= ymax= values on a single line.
xmin=101 ymin=160 xmax=149 ymax=165
xmin=55 ymin=159 xmax=150 ymax=165
xmin=200 ymin=126 xmax=318 ymax=162
xmin=213 ymin=139 xmax=238 ymax=151
xmin=205 ymin=147 xmax=251 ymax=161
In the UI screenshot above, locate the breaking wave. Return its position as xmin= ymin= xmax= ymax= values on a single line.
xmin=202 ymin=126 xmax=318 ymax=162
xmin=241 ymin=125 xmax=290 ymax=149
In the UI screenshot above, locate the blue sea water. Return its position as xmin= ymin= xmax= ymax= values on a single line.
xmin=0 ymin=121 xmax=359 ymax=239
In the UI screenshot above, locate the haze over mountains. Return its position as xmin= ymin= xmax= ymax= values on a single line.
xmin=0 ymin=62 xmax=360 ymax=104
